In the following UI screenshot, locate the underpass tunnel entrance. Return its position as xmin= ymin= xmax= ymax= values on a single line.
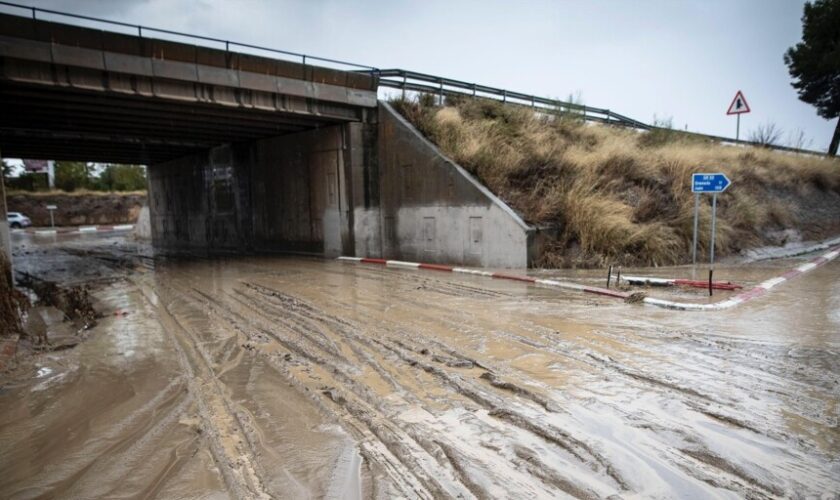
xmin=149 ymin=123 xmax=357 ymax=257
xmin=0 ymin=10 xmax=379 ymax=259
xmin=1 ymin=76 xmax=364 ymax=258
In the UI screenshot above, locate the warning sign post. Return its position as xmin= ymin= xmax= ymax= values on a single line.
xmin=726 ymin=90 xmax=750 ymax=141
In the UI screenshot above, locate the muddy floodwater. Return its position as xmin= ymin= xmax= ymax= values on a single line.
xmin=2 ymin=232 xmax=839 ymax=499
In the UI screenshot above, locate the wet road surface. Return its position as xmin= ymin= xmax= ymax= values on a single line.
xmin=1 ymin=232 xmax=838 ymax=498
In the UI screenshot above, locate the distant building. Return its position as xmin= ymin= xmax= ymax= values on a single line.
xmin=22 ymin=159 xmax=55 ymax=188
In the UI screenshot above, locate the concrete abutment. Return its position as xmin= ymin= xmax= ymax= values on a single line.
xmin=148 ymin=102 xmax=536 ymax=268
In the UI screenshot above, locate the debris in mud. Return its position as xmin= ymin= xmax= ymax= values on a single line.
xmin=16 ymin=272 xmax=99 ymax=331
xmin=624 ymin=292 xmax=646 ymax=304
xmin=1 ymin=253 xmax=30 ymax=338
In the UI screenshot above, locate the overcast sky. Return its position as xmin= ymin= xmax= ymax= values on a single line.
xmin=4 ymin=0 xmax=836 ymax=151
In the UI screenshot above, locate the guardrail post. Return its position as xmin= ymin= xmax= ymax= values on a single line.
xmin=138 ymin=26 xmax=142 ymax=37
xmin=503 ymin=89 xmax=507 ymax=103
xmin=31 ymin=7 xmax=35 ymax=20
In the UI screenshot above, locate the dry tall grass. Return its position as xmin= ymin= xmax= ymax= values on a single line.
xmin=392 ymin=97 xmax=840 ymax=267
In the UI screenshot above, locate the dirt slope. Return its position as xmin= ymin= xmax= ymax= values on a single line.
xmin=393 ymin=98 xmax=840 ymax=267
xmin=7 ymin=191 xmax=146 ymax=227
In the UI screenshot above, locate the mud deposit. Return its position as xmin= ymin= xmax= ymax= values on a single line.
xmin=1 ymin=233 xmax=839 ymax=498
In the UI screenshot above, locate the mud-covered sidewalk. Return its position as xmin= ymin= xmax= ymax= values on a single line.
xmin=1 ymin=232 xmax=838 ymax=498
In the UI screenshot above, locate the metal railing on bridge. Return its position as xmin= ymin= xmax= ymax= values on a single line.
xmin=0 ymin=1 xmax=829 ymax=157
xmin=373 ymin=69 xmax=828 ymax=157
xmin=0 ymin=0 xmax=377 ymax=72
xmin=375 ymin=69 xmax=651 ymax=129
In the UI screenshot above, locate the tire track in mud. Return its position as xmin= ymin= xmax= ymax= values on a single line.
xmin=5 ymin=377 xmax=191 ymax=497
xmin=138 ymin=261 xmax=840 ymax=497
xmin=237 ymin=280 xmax=632 ymax=494
xmin=278 ymin=273 xmax=839 ymax=496
xmin=367 ymin=335 xmax=630 ymax=492
xmin=326 ymin=263 xmax=513 ymax=299
xmin=173 ymin=278 xmax=469 ymax=498
xmin=136 ymin=281 xmax=272 ymax=500
xmin=184 ymin=276 xmax=629 ymax=497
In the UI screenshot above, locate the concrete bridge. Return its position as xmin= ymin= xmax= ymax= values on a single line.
xmin=0 ymin=11 xmax=537 ymax=269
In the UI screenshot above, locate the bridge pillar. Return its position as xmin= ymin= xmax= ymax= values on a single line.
xmin=0 ymin=148 xmax=12 ymax=278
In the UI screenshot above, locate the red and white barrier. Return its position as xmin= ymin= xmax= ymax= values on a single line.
xmin=642 ymin=245 xmax=840 ymax=310
xmin=338 ymin=257 xmax=631 ymax=299
xmin=29 ymin=224 xmax=134 ymax=236
xmin=339 ymin=244 xmax=840 ymax=311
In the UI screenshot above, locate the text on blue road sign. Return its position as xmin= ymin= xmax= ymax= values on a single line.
xmin=692 ymin=173 xmax=731 ymax=193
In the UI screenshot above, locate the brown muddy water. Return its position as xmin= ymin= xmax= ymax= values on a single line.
xmin=1 ymin=232 xmax=839 ymax=498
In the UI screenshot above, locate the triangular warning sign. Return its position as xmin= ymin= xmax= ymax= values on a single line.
xmin=726 ymin=90 xmax=750 ymax=115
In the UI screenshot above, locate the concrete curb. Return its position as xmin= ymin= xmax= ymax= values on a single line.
xmin=339 ymin=245 xmax=840 ymax=311
xmin=23 ymin=224 xmax=135 ymax=236
xmin=644 ymin=245 xmax=840 ymax=311
xmin=339 ymin=256 xmax=632 ymax=300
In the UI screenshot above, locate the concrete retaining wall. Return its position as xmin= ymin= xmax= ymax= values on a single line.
xmin=373 ymin=102 xmax=533 ymax=268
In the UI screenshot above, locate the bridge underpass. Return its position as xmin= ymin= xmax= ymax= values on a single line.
xmin=0 ymin=9 xmax=534 ymax=268
xmin=0 ymin=11 xmax=383 ymax=260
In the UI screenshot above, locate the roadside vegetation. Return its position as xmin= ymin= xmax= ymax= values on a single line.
xmin=392 ymin=96 xmax=840 ymax=267
xmin=3 ymin=161 xmax=147 ymax=193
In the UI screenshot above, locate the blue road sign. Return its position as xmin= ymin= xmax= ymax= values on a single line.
xmin=692 ymin=173 xmax=731 ymax=193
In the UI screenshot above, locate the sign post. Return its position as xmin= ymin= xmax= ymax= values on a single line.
xmin=726 ymin=90 xmax=750 ymax=141
xmin=46 ymin=204 xmax=57 ymax=229
xmin=691 ymin=173 xmax=731 ymax=294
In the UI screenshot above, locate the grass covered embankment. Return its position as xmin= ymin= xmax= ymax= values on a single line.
xmin=392 ymin=97 xmax=840 ymax=267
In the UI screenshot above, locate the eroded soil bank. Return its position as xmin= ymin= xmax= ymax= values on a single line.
xmin=7 ymin=191 xmax=146 ymax=226
xmin=1 ymin=232 xmax=838 ymax=498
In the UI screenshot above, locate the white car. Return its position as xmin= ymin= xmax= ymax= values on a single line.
xmin=7 ymin=212 xmax=32 ymax=229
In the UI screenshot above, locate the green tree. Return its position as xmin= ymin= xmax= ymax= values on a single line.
xmin=94 ymin=164 xmax=147 ymax=191
xmin=784 ymin=0 xmax=840 ymax=156
xmin=54 ymin=161 xmax=90 ymax=192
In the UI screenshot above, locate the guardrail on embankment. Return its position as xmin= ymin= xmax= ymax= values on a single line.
xmin=0 ymin=1 xmax=829 ymax=158
xmin=374 ymin=69 xmax=830 ymax=158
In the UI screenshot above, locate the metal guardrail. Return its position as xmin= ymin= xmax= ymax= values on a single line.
xmin=0 ymin=0 xmax=377 ymax=71
xmin=376 ymin=69 xmax=651 ymax=129
xmin=0 ymin=1 xmax=828 ymax=157
xmin=375 ymin=69 xmax=828 ymax=157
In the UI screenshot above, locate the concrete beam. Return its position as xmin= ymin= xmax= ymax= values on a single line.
xmin=0 ymin=34 xmax=377 ymax=109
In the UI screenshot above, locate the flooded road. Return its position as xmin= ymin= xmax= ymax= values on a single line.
xmin=1 ymin=232 xmax=839 ymax=498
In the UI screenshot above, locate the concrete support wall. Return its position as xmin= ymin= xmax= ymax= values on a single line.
xmin=149 ymin=125 xmax=351 ymax=256
xmin=374 ymin=102 xmax=533 ymax=268
xmin=148 ymin=103 xmax=534 ymax=268
xmin=0 ymin=149 xmax=11 ymax=274
xmin=250 ymin=126 xmax=347 ymax=256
